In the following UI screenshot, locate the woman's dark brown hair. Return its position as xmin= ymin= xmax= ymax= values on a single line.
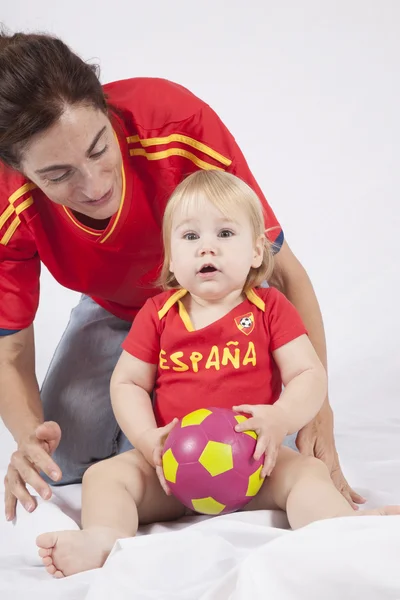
xmin=0 ymin=29 xmax=107 ymax=170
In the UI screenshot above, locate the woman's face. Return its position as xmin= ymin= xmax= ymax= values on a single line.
xmin=21 ymin=104 xmax=123 ymax=220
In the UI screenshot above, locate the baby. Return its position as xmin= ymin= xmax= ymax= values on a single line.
xmin=37 ymin=170 xmax=400 ymax=577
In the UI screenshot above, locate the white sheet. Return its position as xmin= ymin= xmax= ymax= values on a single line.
xmin=2 ymin=405 xmax=400 ymax=600
xmin=86 ymin=516 xmax=400 ymax=600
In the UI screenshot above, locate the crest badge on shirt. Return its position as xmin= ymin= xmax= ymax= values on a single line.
xmin=234 ymin=312 xmax=255 ymax=335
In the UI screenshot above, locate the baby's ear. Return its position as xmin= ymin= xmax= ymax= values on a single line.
xmin=252 ymin=234 xmax=265 ymax=268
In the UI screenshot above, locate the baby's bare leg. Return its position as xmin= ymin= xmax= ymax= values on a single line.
xmin=36 ymin=449 xmax=185 ymax=577
xmin=246 ymin=447 xmax=400 ymax=529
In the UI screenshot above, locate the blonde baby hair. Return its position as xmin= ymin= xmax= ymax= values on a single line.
xmin=159 ymin=170 xmax=274 ymax=292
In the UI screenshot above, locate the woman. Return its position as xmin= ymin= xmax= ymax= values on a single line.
xmin=0 ymin=30 xmax=363 ymax=521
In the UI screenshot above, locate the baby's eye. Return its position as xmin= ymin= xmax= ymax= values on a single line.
xmin=183 ymin=232 xmax=199 ymax=241
xmin=218 ymin=229 xmax=234 ymax=238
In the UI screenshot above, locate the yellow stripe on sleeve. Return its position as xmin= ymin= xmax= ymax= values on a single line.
xmin=0 ymin=216 xmax=21 ymax=246
xmin=130 ymin=148 xmax=224 ymax=171
xmin=0 ymin=197 xmax=34 ymax=246
xmin=15 ymin=197 xmax=34 ymax=215
xmin=0 ymin=205 xmax=14 ymax=230
xmin=8 ymin=183 xmax=37 ymax=205
xmin=127 ymin=134 xmax=232 ymax=167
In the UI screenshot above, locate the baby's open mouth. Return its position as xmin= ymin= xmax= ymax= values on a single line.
xmin=199 ymin=265 xmax=217 ymax=273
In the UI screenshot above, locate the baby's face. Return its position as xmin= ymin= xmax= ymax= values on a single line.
xmin=169 ymin=196 xmax=263 ymax=301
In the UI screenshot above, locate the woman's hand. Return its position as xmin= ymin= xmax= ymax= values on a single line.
xmin=4 ymin=421 xmax=62 ymax=521
xmin=296 ymin=404 xmax=366 ymax=508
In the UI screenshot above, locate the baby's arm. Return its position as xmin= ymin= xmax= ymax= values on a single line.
xmin=111 ymin=351 xmax=159 ymax=464
xmin=235 ymin=289 xmax=328 ymax=476
xmin=273 ymin=334 xmax=327 ymax=434
xmin=235 ymin=334 xmax=327 ymax=476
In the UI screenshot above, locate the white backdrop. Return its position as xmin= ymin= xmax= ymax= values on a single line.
xmin=1 ymin=0 xmax=400 ymax=504
xmin=1 ymin=3 xmax=400 ymax=598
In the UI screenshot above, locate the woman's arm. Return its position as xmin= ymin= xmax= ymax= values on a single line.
xmin=1 ymin=326 xmax=62 ymax=519
xmin=270 ymin=241 xmax=364 ymax=506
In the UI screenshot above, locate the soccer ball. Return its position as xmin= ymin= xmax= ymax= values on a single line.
xmin=240 ymin=316 xmax=252 ymax=328
xmin=162 ymin=407 xmax=265 ymax=515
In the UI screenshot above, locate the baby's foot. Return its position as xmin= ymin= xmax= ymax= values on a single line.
xmin=36 ymin=526 xmax=124 ymax=577
xmin=356 ymin=505 xmax=400 ymax=517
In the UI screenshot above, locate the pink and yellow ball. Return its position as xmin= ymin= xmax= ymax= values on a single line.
xmin=162 ymin=407 xmax=265 ymax=515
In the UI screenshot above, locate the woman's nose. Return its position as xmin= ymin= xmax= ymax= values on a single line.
xmin=79 ymin=166 xmax=107 ymax=200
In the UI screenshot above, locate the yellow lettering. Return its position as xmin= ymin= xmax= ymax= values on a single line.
xmin=159 ymin=349 xmax=170 ymax=370
xmin=205 ymin=345 xmax=221 ymax=370
xmin=170 ymin=351 xmax=189 ymax=372
xmin=190 ymin=351 xmax=203 ymax=373
xmin=221 ymin=341 xmax=240 ymax=369
xmin=242 ymin=342 xmax=256 ymax=366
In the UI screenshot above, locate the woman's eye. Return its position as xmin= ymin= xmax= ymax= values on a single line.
xmin=48 ymin=171 xmax=71 ymax=183
xmin=90 ymin=145 xmax=108 ymax=159
xmin=47 ymin=145 xmax=108 ymax=184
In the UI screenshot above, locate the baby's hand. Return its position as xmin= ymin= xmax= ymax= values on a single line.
xmin=151 ymin=419 xmax=178 ymax=495
xmin=233 ymin=404 xmax=288 ymax=477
